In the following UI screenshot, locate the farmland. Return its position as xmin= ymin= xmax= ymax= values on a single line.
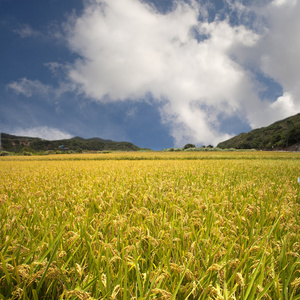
xmin=0 ymin=152 xmax=300 ymax=299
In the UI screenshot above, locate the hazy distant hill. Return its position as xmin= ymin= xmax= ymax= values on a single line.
xmin=217 ymin=113 xmax=300 ymax=150
xmin=71 ymin=136 xmax=113 ymax=143
xmin=0 ymin=133 xmax=141 ymax=152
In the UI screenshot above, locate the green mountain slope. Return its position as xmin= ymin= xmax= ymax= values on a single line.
xmin=71 ymin=136 xmax=113 ymax=143
xmin=217 ymin=113 xmax=300 ymax=150
xmin=0 ymin=133 xmax=141 ymax=152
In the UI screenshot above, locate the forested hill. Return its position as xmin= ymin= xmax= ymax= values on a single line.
xmin=0 ymin=133 xmax=141 ymax=152
xmin=217 ymin=113 xmax=300 ymax=150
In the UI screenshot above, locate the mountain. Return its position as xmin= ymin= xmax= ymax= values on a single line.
xmin=217 ymin=113 xmax=300 ymax=150
xmin=71 ymin=136 xmax=113 ymax=143
xmin=0 ymin=133 xmax=141 ymax=152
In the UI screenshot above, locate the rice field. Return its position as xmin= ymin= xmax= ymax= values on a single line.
xmin=0 ymin=152 xmax=300 ymax=299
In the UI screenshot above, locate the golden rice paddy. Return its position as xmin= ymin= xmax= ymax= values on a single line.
xmin=0 ymin=152 xmax=300 ymax=299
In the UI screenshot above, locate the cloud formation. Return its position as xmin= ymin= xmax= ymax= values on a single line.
xmin=10 ymin=126 xmax=73 ymax=140
xmin=65 ymin=0 xmax=263 ymax=145
xmin=7 ymin=77 xmax=72 ymax=101
xmin=7 ymin=78 xmax=51 ymax=97
xmin=256 ymin=0 xmax=300 ymax=113
xmin=9 ymin=0 xmax=300 ymax=146
xmin=13 ymin=24 xmax=40 ymax=38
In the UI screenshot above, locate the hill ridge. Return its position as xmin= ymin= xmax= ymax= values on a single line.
xmin=217 ymin=113 xmax=300 ymax=150
xmin=0 ymin=133 xmax=141 ymax=152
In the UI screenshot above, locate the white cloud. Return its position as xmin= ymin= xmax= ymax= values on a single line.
xmin=44 ymin=62 xmax=64 ymax=75
xmin=10 ymin=126 xmax=73 ymax=140
xmin=14 ymin=0 xmax=296 ymax=146
xmin=257 ymin=0 xmax=300 ymax=102
xmin=126 ymin=106 xmax=138 ymax=118
xmin=7 ymin=78 xmax=51 ymax=97
xmin=64 ymin=0 xmax=265 ymax=146
xmin=271 ymin=92 xmax=296 ymax=115
xmin=236 ymin=0 xmax=300 ymax=128
xmin=7 ymin=77 xmax=73 ymax=100
xmin=272 ymin=0 xmax=297 ymax=7
xmin=13 ymin=24 xmax=40 ymax=38
xmin=245 ymin=92 xmax=297 ymax=129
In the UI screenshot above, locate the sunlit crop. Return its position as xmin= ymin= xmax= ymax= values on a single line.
xmin=0 ymin=152 xmax=300 ymax=299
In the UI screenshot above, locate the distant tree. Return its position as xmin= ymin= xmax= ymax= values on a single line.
xmin=183 ymin=144 xmax=196 ymax=150
xmin=271 ymin=133 xmax=281 ymax=145
xmin=22 ymin=151 xmax=33 ymax=156
xmin=21 ymin=147 xmax=35 ymax=153
xmin=0 ymin=151 xmax=10 ymax=156
xmin=75 ymin=146 xmax=83 ymax=153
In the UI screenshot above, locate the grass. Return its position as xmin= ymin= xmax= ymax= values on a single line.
xmin=0 ymin=152 xmax=300 ymax=299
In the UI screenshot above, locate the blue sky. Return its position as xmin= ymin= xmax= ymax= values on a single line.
xmin=1 ymin=0 xmax=299 ymax=150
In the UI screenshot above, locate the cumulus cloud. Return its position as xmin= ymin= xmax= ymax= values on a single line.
xmin=13 ymin=0 xmax=298 ymax=146
xmin=256 ymin=0 xmax=300 ymax=106
xmin=271 ymin=92 xmax=296 ymax=116
xmin=64 ymin=0 xmax=267 ymax=145
xmin=10 ymin=126 xmax=73 ymax=140
xmin=230 ymin=0 xmax=300 ymax=129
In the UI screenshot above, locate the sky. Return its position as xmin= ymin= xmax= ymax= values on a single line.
xmin=1 ymin=0 xmax=300 ymax=150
